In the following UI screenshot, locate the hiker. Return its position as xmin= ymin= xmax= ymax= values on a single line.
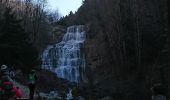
xmin=151 ymin=84 xmax=167 ymax=100
xmin=0 ymin=65 xmax=13 ymax=84
xmin=28 ymin=69 xmax=38 ymax=100
xmin=0 ymin=65 xmax=23 ymax=99
xmin=0 ymin=81 xmax=23 ymax=99
xmin=0 ymin=81 xmax=15 ymax=100
xmin=0 ymin=65 xmax=9 ymax=77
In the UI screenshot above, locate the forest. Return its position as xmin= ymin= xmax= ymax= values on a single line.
xmin=0 ymin=0 xmax=59 ymax=71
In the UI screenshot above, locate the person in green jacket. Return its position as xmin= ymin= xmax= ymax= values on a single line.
xmin=28 ymin=70 xmax=38 ymax=100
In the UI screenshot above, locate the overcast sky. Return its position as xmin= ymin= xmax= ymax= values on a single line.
xmin=48 ymin=0 xmax=83 ymax=16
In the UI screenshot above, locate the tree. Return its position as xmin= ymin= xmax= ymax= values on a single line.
xmin=0 ymin=7 xmax=40 ymax=71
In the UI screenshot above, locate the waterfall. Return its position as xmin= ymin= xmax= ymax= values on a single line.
xmin=66 ymin=88 xmax=73 ymax=100
xmin=41 ymin=25 xmax=87 ymax=83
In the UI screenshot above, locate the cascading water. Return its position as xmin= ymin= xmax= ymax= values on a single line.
xmin=42 ymin=25 xmax=87 ymax=83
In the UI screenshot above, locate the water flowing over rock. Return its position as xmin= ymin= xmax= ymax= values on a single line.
xmin=41 ymin=25 xmax=87 ymax=83
xmin=66 ymin=88 xmax=73 ymax=100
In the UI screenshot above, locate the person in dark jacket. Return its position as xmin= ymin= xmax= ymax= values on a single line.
xmin=0 ymin=65 xmax=23 ymax=99
xmin=28 ymin=70 xmax=38 ymax=100
xmin=0 ymin=65 xmax=13 ymax=84
xmin=0 ymin=65 xmax=9 ymax=77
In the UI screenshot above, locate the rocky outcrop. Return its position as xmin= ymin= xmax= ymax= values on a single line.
xmin=15 ymin=69 xmax=77 ymax=99
xmin=50 ymin=25 xmax=66 ymax=44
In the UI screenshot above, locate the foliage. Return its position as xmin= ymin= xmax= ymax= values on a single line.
xmin=0 ymin=7 xmax=40 ymax=71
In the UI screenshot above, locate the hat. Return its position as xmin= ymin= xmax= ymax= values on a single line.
xmin=1 ymin=65 xmax=7 ymax=70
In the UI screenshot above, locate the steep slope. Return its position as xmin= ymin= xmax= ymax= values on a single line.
xmin=58 ymin=0 xmax=169 ymax=99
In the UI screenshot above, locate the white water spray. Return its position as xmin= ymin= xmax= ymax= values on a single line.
xmin=42 ymin=25 xmax=87 ymax=83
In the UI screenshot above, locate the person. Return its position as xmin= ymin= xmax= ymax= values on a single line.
xmin=151 ymin=84 xmax=167 ymax=100
xmin=0 ymin=65 xmax=23 ymax=100
xmin=28 ymin=69 xmax=38 ymax=100
xmin=0 ymin=65 xmax=12 ymax=85
xmin=0 ymin=65 xmax=9 ymax=77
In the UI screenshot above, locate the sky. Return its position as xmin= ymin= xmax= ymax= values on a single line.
xmin=48 ymin=0 xmax=83 ymax=16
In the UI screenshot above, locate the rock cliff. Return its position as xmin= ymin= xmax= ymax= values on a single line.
xmin=57 ymin=0 xmax=169 ymax=99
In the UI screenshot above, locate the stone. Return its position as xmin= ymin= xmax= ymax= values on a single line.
xmin=98 ymin=96 xmax=114 ymax=100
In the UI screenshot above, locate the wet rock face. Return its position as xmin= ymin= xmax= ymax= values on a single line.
xmin=84 ymin=29 xmax=115 ymax=85
xmin=42 ymin=25 xmax=88 ymax=83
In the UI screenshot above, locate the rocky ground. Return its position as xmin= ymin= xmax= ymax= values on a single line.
xmin=13 ymin=69 xmax=76 ymax=99
xmin=13 ymin=69 xmax=116 ymax=100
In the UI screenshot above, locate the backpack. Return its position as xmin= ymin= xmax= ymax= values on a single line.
xmin=0 ymin=81 xmax=16 ymax=99
xmin=2 ymin=81 xmax=13 ymax=90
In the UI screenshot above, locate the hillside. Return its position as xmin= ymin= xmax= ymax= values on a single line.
xmin=57 ymin=0 xmax=169 ymax=99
